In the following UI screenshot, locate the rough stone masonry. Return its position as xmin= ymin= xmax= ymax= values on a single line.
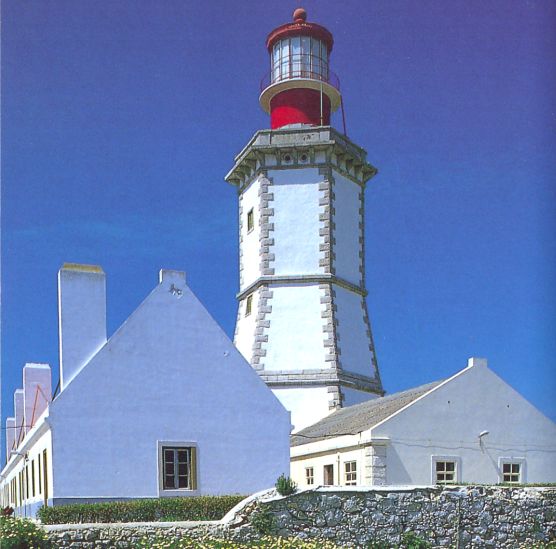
xmin=45 ymin=485 xmax=556 ymax=548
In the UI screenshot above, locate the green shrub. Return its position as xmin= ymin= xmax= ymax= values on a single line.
xmin=400 ymin=532 xmax=432 ymax=549
xmin=275 ymin=474 xmax=297 ymax=496
xmin=249 ymin=507 xmax=276 ymax=535
xmin=0 ymin=515 xmax=52 ymax=548
xmin=37 ymin=495 xmax=245 ymax=524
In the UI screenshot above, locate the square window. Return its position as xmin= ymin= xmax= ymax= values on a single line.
xmin=435 ymin=460 xmax=457 ymax=485
xmin=245 ymin=295 xmax=253 ymax=316
xmin=344 ymin=461 xmax=357 ymax=486
xmin=247 ymin=209 xmax=254 ymax=233
xmin=305 ymin=467 xmax=314 ymax=485
xmin=502 ymin=462 xmax=521 ymax=484
xmin=161 ymin=446 xmax=196 ymax=491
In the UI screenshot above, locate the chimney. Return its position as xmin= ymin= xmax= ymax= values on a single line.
xmin=5 ymin=418 xmax=15 ymax=462
xmin=58 ymin=263 xmax=107 ymax=390
xmin=23 ymin=363 xmax=52 ymax=431
xmin=468 ymin=357 xmax=488 ymax=369
xmin=14 ymin=389 xmax=24 ymax=449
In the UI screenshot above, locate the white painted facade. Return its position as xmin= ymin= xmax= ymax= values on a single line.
xmin=291 ymin=358 xmax=556 ymax=487
xmin=1 ymin=265 xmax=291 ymax=516
xmin=228 ymin=127 xmax=384 ymax=433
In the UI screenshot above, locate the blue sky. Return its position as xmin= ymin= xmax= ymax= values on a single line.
xmin=2 ymin=1 xmax=555 ymax=460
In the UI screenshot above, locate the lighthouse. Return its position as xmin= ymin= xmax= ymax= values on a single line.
xmin=226 ymin=8 xmax=383 ymax=431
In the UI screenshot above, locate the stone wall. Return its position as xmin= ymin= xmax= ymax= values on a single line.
xmin=45 ymin=486 xmax=556 ymax=548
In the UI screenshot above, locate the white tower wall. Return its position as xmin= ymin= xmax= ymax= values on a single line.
xmin=262 ymin=284 xmax=327 ymax=371
xmin=58 ymin=264 xmax=107 ymax=390
xmin=270 ymin=168 xmax=322 ymax=276
xmin=239 ymin=177 xmax=263 ymax=290
xmin=332 ymin=171 xmax=364 ymax=286
xmin=227 ymin=127 xmax=383 ymax=431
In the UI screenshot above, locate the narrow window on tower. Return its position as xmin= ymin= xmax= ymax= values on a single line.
xmin=245 ymin=295 xmax=253 ymax=316
xmin=247 ymin=208 xmax=254 ymax=233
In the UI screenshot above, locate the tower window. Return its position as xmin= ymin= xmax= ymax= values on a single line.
xmin=245 ymin=295 xmax=253 ymax=316
xmin=247 ymin=209 xmax=254 ymax=233
xmin=305 ymin=467 xmax=314 ymax=485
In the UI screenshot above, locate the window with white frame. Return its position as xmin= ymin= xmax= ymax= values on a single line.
xmin=432 ymin=457 xmax=459 ymax=485
xmin=305 ymin=467 xmax=314 ymax=485
xmin=501 ymin=461 xmax=521 ymax=484
xmin=344 ymin=461 xmax=357 ymax=486
xmin=161 ymin=446 xmax=196 ymax=490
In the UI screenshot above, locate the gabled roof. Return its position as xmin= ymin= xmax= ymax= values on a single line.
xmin=290 ymin=380 xmax=443 ymax=446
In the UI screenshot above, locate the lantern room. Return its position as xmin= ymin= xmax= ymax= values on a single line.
xmin=259 ymin=8 xmax=342 ymax=129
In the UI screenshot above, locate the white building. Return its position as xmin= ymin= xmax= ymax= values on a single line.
xmin=1 ymin=264 xmax=291 ymax=517
xmin=290 ymin=358 xmax=556 ymax=487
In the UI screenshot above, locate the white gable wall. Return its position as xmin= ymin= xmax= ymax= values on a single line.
xmin=49 ymin=271 xmax=290 ymax=500
xmin=371 ymin=361 xmax=556 ymax=485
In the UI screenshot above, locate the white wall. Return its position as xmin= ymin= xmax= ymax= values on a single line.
xmin=273 ymin=387 xmax=331 ymax=433
xmin=23 ymin=363 xmax=51 ymax=433
xmin=291 ymin=446 xmax=366 ymax=487
xmin=239 ymin=177 xmax=262 ymax=291
xmin=0 ymin=425 xmax=53 ymax=517
xmin=269 ymin=168 xmax=322 ymax=276
xmin=262 ymin=284 xmax=327 ymax=371
xmin=372 ymin=361 xmax=556 ymax=485
xmin=58 ymin=264 xmax=106 ymax=390
xmin=14 ymin=389 xmax=24 ymax=449
xmin=234 ymin=288 xmax=260 ymax=364
xmin=48 ymin=270 xmax=291 ymax=500
xmin=332 ymin=171 xmax=361 ymax=286
xmin=334 ymin=285 xmax=375 ymax=379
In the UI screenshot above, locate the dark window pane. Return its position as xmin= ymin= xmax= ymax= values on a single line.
xmin=177 ymin=450 xmax=189 ymax=463
xmin=165 ymin=463 xmax=174 ymax=475
xmin=164 ymin=475 xmax=175 ymax=489
xmin=178 ymin=475 xmax=189 ymax=488
xmin=503 ymin=463 xmax=511 ymax=473
xmin=164 ymin=449 xmax=174 ymax=461
xmin=178 ymin=463 xmax=188 ymax=475
xmin=446 ymin=462 xmax=455 ymax=472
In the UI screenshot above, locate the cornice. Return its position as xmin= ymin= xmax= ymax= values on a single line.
xmin=237 ymin=274 xmax=367 ymax=301
xmin=225 ymin=126 xmax=377 ymax=189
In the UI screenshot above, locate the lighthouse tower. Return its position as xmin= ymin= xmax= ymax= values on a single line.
xmin=226 ymin=8 xmax=383 ymax=431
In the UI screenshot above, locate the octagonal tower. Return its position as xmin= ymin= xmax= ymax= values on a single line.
xmin=226 ymin=8 xmax=383 ymax=432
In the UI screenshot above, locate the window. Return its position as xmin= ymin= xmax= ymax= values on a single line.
xmin=37 ymin=454 xmax=42 ymax=495
xmin=305 ymin=467 xmax=314 ymax=485
xmin=344 ymin=461 xmax=357 ymax=486
xmin=247 ymin=208 xmax=254 ymax=232
xmin=161 ymin=445 xmax=197 ymax=491
xmin=32 ymin=459 xmax=36 ymax=497
xmin=43 ymin=449 xmax=49 ymax=503
xmin=501 ymin=462 xmax=521 ymax=484
xmin=323 ymin=464 xmax=334 ymax=486
xmin=245 ymin=295 xmax=253 ymax=316
xmin=435 ymin=461 xmax=457 ymax=484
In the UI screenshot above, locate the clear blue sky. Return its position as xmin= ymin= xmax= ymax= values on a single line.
xmin=2 ymin=1 xmax=555 ymax=460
